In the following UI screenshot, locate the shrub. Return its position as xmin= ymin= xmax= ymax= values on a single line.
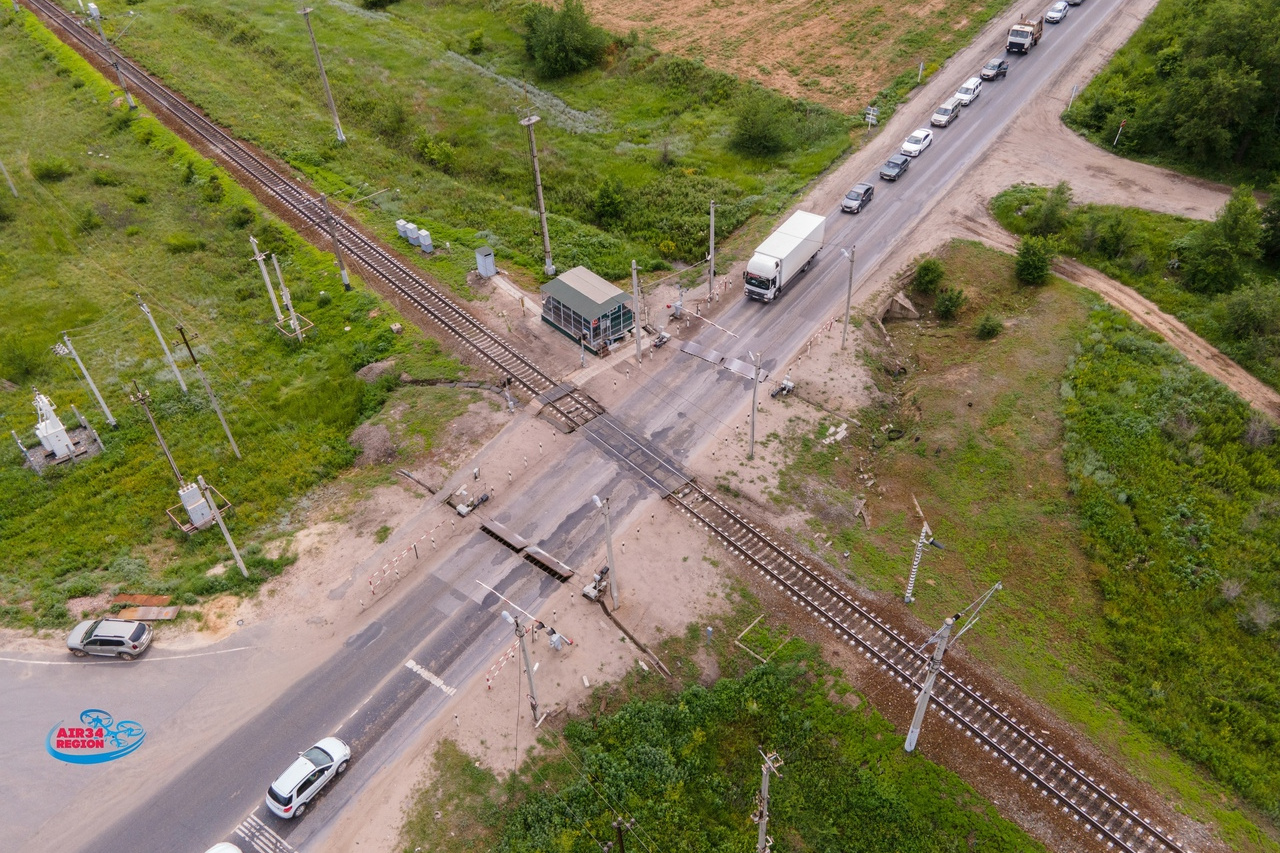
xmin=1028 ymin=181 xmax=1072 ymax=236
xmin=467 ymin=29 xmax=484 ymax=55
xmin=593 ymin=176 xmax=626 ymax=225
xmin=1224 ymin=284 xmax=1280 ymax=338
xmin=911 ymin=257 xmax=944 ymax=295
xmin=91 ymin=169 xmax=123 ymax=187
xmin=729 ymin=90 xmax=791 ymax=157
xmin=1015 ymin=235 xmax=1055 ymax=285
xmin=414 ymin=134 xmax=456 ymax=173
xmin=75 ymin=207 xmax=104 ymax=234
xmin=0 ymin=197 xmax=14 ymax=224
xmin=32 ymin=157 xmax=73 ymax=182
xmin=164 ymin=232 xmax=206 ymax=253
xmin=360 ymin=0 xmax=400 ymax=8
xmin=522 ymin=0 xmax=607 ymax=79
xmin=976 ymin=313 xmax=1002 ymax=339
xmin=126 ymin=187 xmax=149 ymax=204
xmin=935 ymin=287 xmax=967 ymax=320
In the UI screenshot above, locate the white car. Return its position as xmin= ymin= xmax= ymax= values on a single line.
xmin=265 ymin=737 xmax=350 ymax=819
xmin=900 ymin=128 xmax=934 ymax=157
xmin=955 ymin=77 xmax=982 ymax=106
xmin=1046 ymin=0 xmax=1069 ymax=21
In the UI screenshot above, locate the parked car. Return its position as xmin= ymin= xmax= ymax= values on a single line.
xmin=900 ymin=128 xmax=934 ymax=157
xmin=266 ymin=737 xmax=351 ymax=819
xmin=841 ymin=182 xmax=875 ymax=213
xmin=980 ymin=58 xmax=1009 ymax=80
xmin=1066 ymin=0 xmax=1084 ymax=6
xmin=67 ymin=618 xmax=153 ymax=660
xmin=931 ymin=97 xmax=964 ymax=127
xmin=879 ymin=154 xmax=910 ymax=181
xmin=203 ymin=845 xmax=243 ymax=853
xmin=955 ymin=77 xmax=982 ymax=106
xmin=1046 ymin=0 xmax=1069 ymax=21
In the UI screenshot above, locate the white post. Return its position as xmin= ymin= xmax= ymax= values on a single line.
xmin=905 ymin=617 xmax=954 ymax=752
xmin=250 ymin=236 xmax=283 ymax=321
xmin=59 ymin=334 xmax=116 ymax=426
xmin=0 ymin=158 xmax=16 ymax=197
xmin=299 ymin=7 xmax=345 ymax=143
xmin=632 ymin=260 xmax=641 ymax=364
xmin=137 ymin=297 xmax=187 ymax=392
xmin=199 ymin=475 xmax=248 ymax=578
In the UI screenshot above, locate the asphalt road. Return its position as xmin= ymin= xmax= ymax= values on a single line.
xmin=3 ymin=1 xmax=1132 ymax=850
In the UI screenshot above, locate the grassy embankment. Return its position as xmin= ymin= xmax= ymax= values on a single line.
xmin=767 ymin=241 xmax=1280 ymax=847
xmin=400 ymin=603 xmax=1044 ymax=853
xmin=58 ymin=0 xmax=850 ymax=291
xmin=0 ymin=12 xmax=470 ymax=628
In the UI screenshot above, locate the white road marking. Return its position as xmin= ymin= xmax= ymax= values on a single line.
xmin=0 ymin=646 xmax=254 ymax=665
xmin=235 ymin=813 xmax=295 ymax=853
xmin=404 ymin=659 xmax=457 ymax=695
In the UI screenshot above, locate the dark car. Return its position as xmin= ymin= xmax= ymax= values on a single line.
xmin=980 ymin=58 xmax=1009 ymax=80
xmin=841 ymin=182 xmax=875 ymax=213
xmin=879 ymin=154 xmax=910 ymax=181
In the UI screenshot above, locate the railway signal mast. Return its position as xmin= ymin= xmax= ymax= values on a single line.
xmin=86 ymin=3 xmax=136 ymax=110
xmin=903 ymin=494 xmax=944 ymax=603
xmin=904 ymin=581 xmax=1002 ymax=752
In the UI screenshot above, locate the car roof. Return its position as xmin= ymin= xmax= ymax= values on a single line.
xmin=985 ymin=57 xmax=1004 ymax=65
xmin=888 ymin=154 xmax=908 ymax=163
xmin=908 ymin=128 xmax=930 ymax=137
xmin=89 ymin=619 xmax=144 ymax=639
xmin=963 ymin=76 xmax=981 ymax=86
xmin=272 ymin=753 xmax=320 ymax=796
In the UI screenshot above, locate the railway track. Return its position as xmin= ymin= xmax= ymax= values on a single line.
xmin=22 ymin=0 xmax=604 ymax=433
xmin=585 ymin=414 xmax=1194 ymax=853
xmin=25 ymin=4 xmax=1200 ymax=849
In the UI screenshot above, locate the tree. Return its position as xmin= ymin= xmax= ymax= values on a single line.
xmin=935 ymin=287 xmax=966 ymax=320
xmin=1029 ymin=181 xmax=1073 ymax=236
xmin=1260 ymin=184 xmax=1280 ymax=263
xmin=1176 ymin=187 xmax=1261 ymax=294
xmin=522 ymin=0 xmax=607 ymax=79
xmin=1015 ymin=235 xmax=1056 ymax=285
xmin=911 ymin=258 xmax=944 ymax=295
xmin=729 ymin=90 xmax=791 ymax=157
xmin=593 ymin=176 xmax=626 ymax=225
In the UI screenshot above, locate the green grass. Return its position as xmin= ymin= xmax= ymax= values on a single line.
xmin=990 ymin=183 xmax=1280 ymax=392
xmin=400 ymin=608 xmax=1044 ymax=853
xmin=771 ymin=241 xmax=1280 ymax=848
xmin=0 ymin=13 xmax=468 ymax=627
xmin=56 ymin=0 xmax=851 ymax=290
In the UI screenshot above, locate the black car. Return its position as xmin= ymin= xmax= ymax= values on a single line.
xmin=980 ymin=58 xmax=1009 ymax=80
xmin=879 ymin=154 xmax=910 ymax=181
xmin=841 ymin=182 xmax=875 ymax=213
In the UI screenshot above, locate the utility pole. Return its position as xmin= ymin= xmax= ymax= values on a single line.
xmin=605 ymin=818 xmax=636 ymax=853
xmin=249 ymin=236 xmax=283 ymax=321
xmin=136 ymin=296 xmax=188 ymax=393
xmin=748 ymin=351 xmax=762 ymax=460
xmin=502 ymin=610 xmax=543 ymax=726
xmin=841 ymin=246 xmax=856 ymax=350
xmin=707 ymin=200 xmax=716 ymax=295
xmin=280 ymin=282 xmax=304 ymax=341
xmin=319 ymin=194 xmax=352 ymax=291
xmin=903 ymin=494 xmax=943 ymax=604
xmin=519 ymin=114 xmax=555 ymax=277
xmin=54 ymin=334 xmax=116 ymax=426
xmin=175 ymin=325 xmax=241 ymax=459
xmin=631 ymin=260 xmax=641 ymax=364
xmin=592 ymin=494 xmax=618 ymax=610
xmin=198 ymin=474 xmax=248 ymax=578
xmin=87 ymin=3 xmax=136 ymax=110
xmin=129 ymin=382 xmax=183 ymax=486
xmin=0 ymin=158 xmax=16 ymax=197
xmin=752 ymin=749 xmax=784 ymax=853
xmin=904 ymin=582 xmax=1002 ymax=752
xmin=298 ymin=7 xmax=345 ymax=143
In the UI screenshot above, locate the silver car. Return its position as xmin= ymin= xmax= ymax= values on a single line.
xmin=67 ymin=618 xmax=153 ymax=660
xmin=266 ymin=737 xmax=351 ymax=819
xmin=1046 ymin=1 xmax=1069 ymax=21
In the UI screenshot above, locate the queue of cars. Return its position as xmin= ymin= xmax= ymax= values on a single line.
xmin=845 ymin=0 xmax=1077 ymax=209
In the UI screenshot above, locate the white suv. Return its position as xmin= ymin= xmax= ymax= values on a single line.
xmin=955 ymin=77 xmax=982 ymax=106
xmin=266 ymin=737 xmax=351 ymax=819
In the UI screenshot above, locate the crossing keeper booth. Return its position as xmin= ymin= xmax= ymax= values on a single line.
xmin=539 ymin=266 xmax=635 ymax=357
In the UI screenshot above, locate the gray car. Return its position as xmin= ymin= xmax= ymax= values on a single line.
xmin=842 ymin=182 xmax=875 ymax=213
xmin=879 ymin=154 xmax=910 ymax=181
xmin=67 ymin=618 xmax=153 ymax=660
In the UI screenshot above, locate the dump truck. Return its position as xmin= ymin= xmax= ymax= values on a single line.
xmin=743 ymin=211 xmax=826 ymax=302
xmin=1006 ymin=15 xmax=1043 ymax=52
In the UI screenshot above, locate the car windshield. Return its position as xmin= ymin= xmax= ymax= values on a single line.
xmin=303 ymin=746 xmax=334 ymax=767
xmin=907 ymin=135 xmax=924 ymax=144
xmin=937 ymin=107 xmax=952 ymax=115
xmin=745 ymin=272 xmax=771 ymax=288
xmin=984 ymin=61 xmax=998 ymax=69
xmin=960 ymin=86 xmax=974 ymax=94
xmin=847 ymin=190 xmax=862 ymax=199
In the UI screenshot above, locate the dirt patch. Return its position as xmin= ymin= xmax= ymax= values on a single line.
xmin=350 ymin=422 xmax=397 ymax=467
xmin=65 ymin=591 xmax=114 ymax=621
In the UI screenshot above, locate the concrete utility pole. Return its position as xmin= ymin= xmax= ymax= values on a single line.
xmin=175 ymin=325 xmax=240 ymax=459
xmin=129 ymin=382 xmax=183 ymax=486
xmin=0 ymin=158 xmax=16 ymax=197
xmin=840 ymin=246 xmax=856 ymax=350
xmin=519 ymin=114 xmax=555 ymax=277
xmin=631 ymin=260 xmax=641 ymax=364
xmin=903 ymin=494 xmax=943 ymax=604
xmin=592 ymin=494 xmax=618 ymax=610
xmin=319 ymin=194 xmax=352 ymax=291
xmin=502 ymin=610 xmax=543 ymax=726
xmin=707 ymin=200 xmax=716 ymax=294
xmin=280 ymin=283 xmax=304 ymax=341
xmin=87 ymin=3 xmax=136 ymax=110
xmin=752 ymin=750 xmax=784 ymax=853
xmin=199 ymin=474 xmax=248 ymax=578
xmin=904 ymin=582 xmax=1002 ymax=752
xmin=249 ymin=236 xmax=283 ymax=321
xmin=55 ymin=334 xmax=115 ymax=426
xmin=136 ymin=296 xmax=187 ymax=393
xmin=298 ymin=7 xmax=345 ymax=143
xmin=748 ymin=351 xmax=762 ymax=460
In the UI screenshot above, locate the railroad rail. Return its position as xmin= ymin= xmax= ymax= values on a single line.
xmin=22 ymin=0 xmax=604 ymax=433
xmin=585 ymin=414 xmax=1193 ymax=853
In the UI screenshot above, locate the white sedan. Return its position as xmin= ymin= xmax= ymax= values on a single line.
xmin=900 ymin=128 xmax=934 ymax=157
xmin=1046 ymin=0 xmax=1069 ymax=21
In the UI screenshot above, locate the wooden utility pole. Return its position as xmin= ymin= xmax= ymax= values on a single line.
xmin=129 ymin=382 xmax=183 ymax=486
xmin=137 ymin=296 xmax=187 ymax=392
xmin=752 ymin=749 xmax=784 ymax=853
xmin=175 ymin=325 xmax=241 ymax=459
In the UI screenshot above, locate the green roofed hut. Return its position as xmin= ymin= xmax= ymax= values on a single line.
xmin=540 ymin=266 xmax=635 ymax=356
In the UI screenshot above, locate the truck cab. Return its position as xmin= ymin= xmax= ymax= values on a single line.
xmin=1007 ymin=15 xmax=1043 ymax=52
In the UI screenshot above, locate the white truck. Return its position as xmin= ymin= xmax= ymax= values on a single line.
xmin=743 ymin=211 xmax=826 ymax=302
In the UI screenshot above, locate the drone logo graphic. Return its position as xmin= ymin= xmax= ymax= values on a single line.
xmin=46 ymin=709 xmax=146 ymax=765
